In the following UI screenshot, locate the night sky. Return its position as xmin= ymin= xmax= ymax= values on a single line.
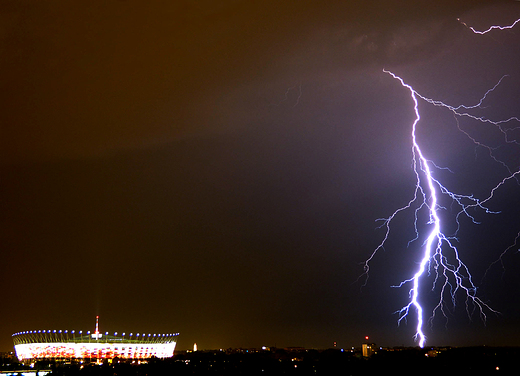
xmin=2 ymin=0 xmax=520 ymax=351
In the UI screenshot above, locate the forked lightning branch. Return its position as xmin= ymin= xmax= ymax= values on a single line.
xmin=363 ymin=16 xmax=520 ymax=348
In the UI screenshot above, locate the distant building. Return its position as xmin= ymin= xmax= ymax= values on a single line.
xmin=362 ymin=343 xmax=376 ymax=358
xmin=12 ymin=317 xmax=178 ymax=363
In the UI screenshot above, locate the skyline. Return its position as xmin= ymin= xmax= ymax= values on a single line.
xmin=2 ymin=0 xmax=520 ymax=352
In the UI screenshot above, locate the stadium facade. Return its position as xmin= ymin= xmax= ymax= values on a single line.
xmin=12 ymin=317 xmax=178 ymax=361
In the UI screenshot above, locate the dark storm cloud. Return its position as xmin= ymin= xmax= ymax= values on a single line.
xmin=0 ymin=0 xmax=500 ymax=162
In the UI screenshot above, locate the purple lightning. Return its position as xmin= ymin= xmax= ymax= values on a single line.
xmin=364 ymin=70 xmax=520 ymax=348
xmin=458 ymin=17 xmax=520 ymax=34
xmin=361 ymin=16 xmax=520 ymax=348
xmin=387 ymin=71 xmax=441 ymax=348
xmin=461 ymin=16 xmax=520 ymax=283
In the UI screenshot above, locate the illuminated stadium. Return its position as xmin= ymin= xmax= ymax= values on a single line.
xmin=12 ymin=317 xmax=178 ymax=361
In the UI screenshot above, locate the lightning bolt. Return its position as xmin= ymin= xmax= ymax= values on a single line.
xmin=361 ymin=15 xmax=520 ymax=348
xmin=458 ymin=17 xmax=520 ymax=34
xmin=270 ymin=82 xmax=303 ymax=107
xmin=460 ymin=16 xmax=520 ymax=283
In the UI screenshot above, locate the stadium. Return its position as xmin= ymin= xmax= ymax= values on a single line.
xmin=12 ymin=317 xmax=178 ymax=362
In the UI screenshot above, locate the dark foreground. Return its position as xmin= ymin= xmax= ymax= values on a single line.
xmin=3 ymin=346 xmax=520 ymax=375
